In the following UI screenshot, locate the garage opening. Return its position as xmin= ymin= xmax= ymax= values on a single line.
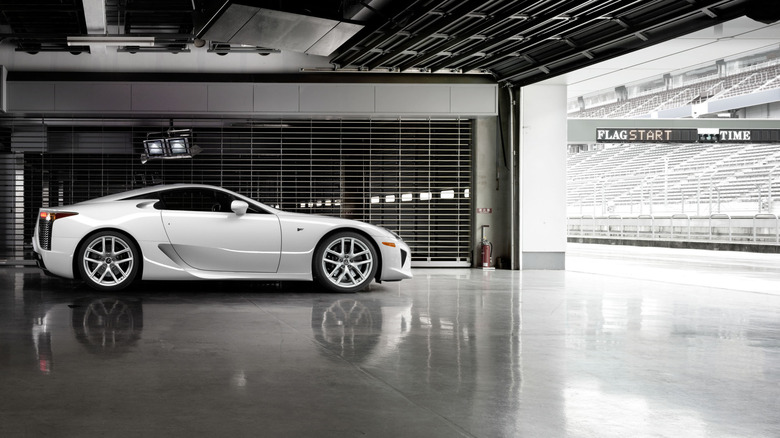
xmin=1 ymin=117 xmax=472 ymax=266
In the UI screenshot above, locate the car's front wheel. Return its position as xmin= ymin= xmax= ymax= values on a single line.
xmin=77 ymin=231 xmax=140 ymax=291
xmin=314 ymin=232 xmax=378 ymax=293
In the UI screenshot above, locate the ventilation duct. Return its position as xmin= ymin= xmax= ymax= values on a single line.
xmin=197 ymin=3 xmax=364 ymax=56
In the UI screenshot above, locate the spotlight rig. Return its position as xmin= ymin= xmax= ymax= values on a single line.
xmin=141 ymin=129 xmax=201 ymax=163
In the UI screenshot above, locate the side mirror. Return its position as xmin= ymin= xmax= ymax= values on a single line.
xmin=231 ymin=200 xmax=248 ymax=216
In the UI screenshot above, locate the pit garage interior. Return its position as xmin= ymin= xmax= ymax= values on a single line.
xmin=1 ymin=1 xmax=780 ymax=437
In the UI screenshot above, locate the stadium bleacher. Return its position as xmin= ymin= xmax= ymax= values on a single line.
xmin=568 ymin=57 xmax=780 ymax=216
xmin=567 ymin=142 xmax=780 ymax=214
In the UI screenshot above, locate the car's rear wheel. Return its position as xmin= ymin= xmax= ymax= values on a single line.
xmin=314 ymin=232 xmax=378 ymax=293
xmin=77 ymin=231 xmax=139 ymax=291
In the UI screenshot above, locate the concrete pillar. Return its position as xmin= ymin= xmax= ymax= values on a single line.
xmin=716 ymin=59 xmax=726 ymax=78
xmin=615 ymin=85 xmax=628 ymax=102
xmin=518 ymin=84 xmax=567 ymax=270
xmin=473 ymin=116 xmax=511 ymax=268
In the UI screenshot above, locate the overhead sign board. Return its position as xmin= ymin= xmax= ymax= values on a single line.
xmin=596 ymin=128 xmax=780 ymax=143
xmin=718 ymin=129 xmax=780 ymax=142
xmin=596 ymin=128 xmax=697 ymax=143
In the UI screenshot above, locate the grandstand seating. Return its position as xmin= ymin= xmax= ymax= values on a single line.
xmin=567 ymin=58 xmax=780 ymax=217
xmin=567 ymin=143 xmax=780 ymax=213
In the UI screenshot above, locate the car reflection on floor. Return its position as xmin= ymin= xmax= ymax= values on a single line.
xmin=29 ymin=295 xmax=143 ymax=373
xmin=19 ymin=276 xmax=412 ymax=374
xmin=70 ymin=297 xmax=144 ymax=355
xmin=312 ymin=298 xmax=384 ymax=362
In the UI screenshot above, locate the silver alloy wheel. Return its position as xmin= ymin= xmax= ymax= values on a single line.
xmin=321 ymin=236 xmax=374 ymax=289
xmin=82 ymin=235 xmax=135 ymax=287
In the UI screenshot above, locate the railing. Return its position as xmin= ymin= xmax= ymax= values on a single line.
xmin=753 ymin=214 xmax=780 ymax=243
xmin=568 ymin=214 xmax=780 ymax=244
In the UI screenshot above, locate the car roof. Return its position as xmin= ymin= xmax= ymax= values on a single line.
xmin=77 ymin=184 xmax=223 ymax=204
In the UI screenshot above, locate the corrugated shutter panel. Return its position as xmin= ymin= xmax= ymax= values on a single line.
xmin=1 ymin=117 xmax=472 ymax=266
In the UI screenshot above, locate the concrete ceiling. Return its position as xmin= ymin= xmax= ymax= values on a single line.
xmin=0 ymin=0 xmax=770 ymax=90
xmin=546 ymin=16 xmax=780 ymax=100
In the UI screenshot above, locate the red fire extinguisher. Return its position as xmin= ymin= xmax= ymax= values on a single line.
xmin=480 ymin=225 xmax=494 ymax=270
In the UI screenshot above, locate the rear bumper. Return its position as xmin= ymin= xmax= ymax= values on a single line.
xmin=31 ymin=229 xmax=46 ymax=271
xmin=32 ymin=229 xmax=76 ymax=279
xmin=32 ymin=236 xmax=57 ymax=276
xmin=33 ymin=251 xmax=60 ymax=277
xmin=33 ymin=250 xmax=46 ymax=270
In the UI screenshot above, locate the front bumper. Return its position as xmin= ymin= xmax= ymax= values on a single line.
xmin=378 ymin=239 xmax=413 ymax=282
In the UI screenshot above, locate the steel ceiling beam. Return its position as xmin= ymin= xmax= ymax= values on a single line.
xmin=82 ymin=0 xmax=107 ymax=34
xmin=422 ymin=0 xmax=586 ymax=73
xmin=496 ymin=0 xmax=750 ymax=86
xmin=364 ymin=0 xmax=495 ymax=70
xmin=394 ymin=0 xmax=540 ymax=72
xmin=454 ymin=0 xmax=646 ymax=73
xmin=330 ymin=0 xmax=436 ymax=68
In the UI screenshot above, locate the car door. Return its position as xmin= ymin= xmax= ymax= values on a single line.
xmin=158 ymin=188 xmax=281 ymax=273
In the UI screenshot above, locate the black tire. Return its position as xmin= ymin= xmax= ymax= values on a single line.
xmin=313 ymin=231 xmax=378 ymax=293
xmin=77 ymin=231 xmax=140 ymax=292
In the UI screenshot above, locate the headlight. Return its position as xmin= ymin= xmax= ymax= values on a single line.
xmin=385 ymin=228 xmax=403 ymax=241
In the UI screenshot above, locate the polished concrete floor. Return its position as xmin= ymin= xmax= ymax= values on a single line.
xmin=1 ymin=244 xmax=779 ymax=437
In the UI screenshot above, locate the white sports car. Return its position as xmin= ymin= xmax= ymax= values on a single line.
xmin=32 ymin=184 xmax=412 ymax=293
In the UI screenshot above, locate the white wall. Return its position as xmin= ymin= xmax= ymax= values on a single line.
xmin=6 ymin=81 xmax=498 ymax=117
xmin=519 ymin=84 xmax=567 ymax=269
xmin=744 ymin=101 xmax=780 ymax=118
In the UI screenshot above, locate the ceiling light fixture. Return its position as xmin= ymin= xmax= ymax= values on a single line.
xmin=67 ymin=36 xmax=156 ymax=46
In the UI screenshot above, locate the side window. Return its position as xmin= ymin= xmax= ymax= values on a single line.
xmin=160 ymin=189 xmax=233 ymax=212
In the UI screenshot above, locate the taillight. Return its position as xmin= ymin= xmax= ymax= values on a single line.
xmin=40 ymin=211 xmax=78 ymax=222
xmin=38 ymin=211 xmax=78 ymax=251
